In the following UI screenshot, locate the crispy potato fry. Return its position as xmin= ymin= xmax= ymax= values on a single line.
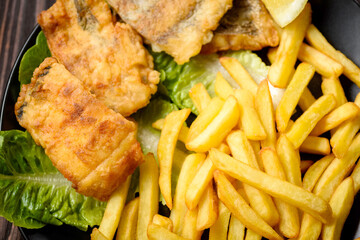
xmin=217 ymin=142 xmax=231 ymax=155
xmin=276 ymin=63 xmax=315 ymax=132
xmin=299 ymin=87 xmax=316 ymax=112
xmin=91 ymin=228 xmax=110 ymax=240
xmin=186 ymin=96 xmax=239 ymax=152
xmin=214 ymin=171 xmax=283 ymax=240
xmin=215 ymin=72 xmax=235 ymax=99
xmin=298 ymin=43 xmax=343 ymax=78
xmin=152 ymin=119 xmax=189 ymax=144
xmin=286 ymin=94 xmax=336 ymax=149
xmin=234 ymin=89 xmax=266 ymax=140
xmin=267 ymin=4 xmax=311 ymax=88
xmin=181 ymin=209 xmax=203 ymax=240
xmin=310 ymin=102 xmax=359 ymax=136
xmin=228 ymin=214 xmax=246 ymax=240
xmin=158 ymin=108 xmax=191 ymax=209
xmin=220 ymin=57 xmax=258 ymax=96
xmin=297 ymin=214 xmax=323 ymax=240
xmin=321 ymin=76 xmax=347 ymax=107
xmin=116 ymin=197 xmax=139 ymax=240
xmin=189 ymin=83 xmax=211 ymax=113
xmin=255 ymin=80 xmax=277 ymax=148
xmin=351 ymin=160 xmax=360 ymax=194
xmin=171 ymin=153 xmax=205 ymax=234
xmin=306 ymin=24 xmax=360 ymax=87
xmin=210 ymin=148 xmax=332 ymax=223
xmin=98 ymin=176 xmax=131 ymax=240
xmin=321 ymin=177 xmax=354 ymax=240
xmin=153 ymin=214 xmax=173 ymax=232
xmin=276 ymin=134 xmax=302 ymax=186
xmin=260 ymin=148 xmax=300 ymax=238
xmin=147 ymin=223 xmax=190 ymax=240
xmin=245 ymin=229 xmax=262 ymax=240
xmin=300 ymin=136 xmax=331 ymax=155
xmin=303 ymin=155 xmax=334 ymax=192
xmin=196 ymin=181 xmax=219 ymax=230
xmin=300 ymin=160 xmax=314 ymax=174
xmin=137 ymin=153 xmax=159 ymax=240
xmin=209 ymin=201 xmax=231 ymax=240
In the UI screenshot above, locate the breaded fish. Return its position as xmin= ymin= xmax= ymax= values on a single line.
xmin=38 ymin=0 xmax=159 ymax=117
xmin=106 ymin=0 xmax=233 ymax=64
xmin=15 ymin=57 xmax=143 ymax=201
xmin=201 ymin=0 xmax=279 ymax=53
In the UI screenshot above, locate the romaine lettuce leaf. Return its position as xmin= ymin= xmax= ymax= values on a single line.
xmin=0 ymin=130 xmax=106 ymax=230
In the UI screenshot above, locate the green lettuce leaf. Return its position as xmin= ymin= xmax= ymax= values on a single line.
xmin=18 ymin=31 xmax=51 ymax=86
xmin=0 ymin=130 xmax=106 ymax=230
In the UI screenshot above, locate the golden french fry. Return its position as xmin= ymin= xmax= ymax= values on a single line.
xmin=181 ymin=209 xmax=203 ymax=240
xmin=215 ymin=72 xmax=235 ymax=99
xmin=298 ymin=87 xmax=316 ymax=112
xmin=220 ymin=57 xmax=258 ymax=96
xmin=300 ymin=136 xmax=331 ymax=155
xmin=98 ymin=176 xmax=131 ymax=240
xmin=260 ymin=148 xmax=300 ymax=238
xmin=153 ymin=214 xmax=173 ymax=232
xmin=351 ymin=160 xmax=360 ymax=194
xmin=268 ymin=3 xmax=311 ymax=88
xmin=158 ymin=108 xmax=191 ymax=209
xmin=228 ymin=214 xmax=246 ymax=240
xmin=311 ymin=102 xmax=360 ymax=136
xmin=235 ymin=89 xmax=266 ymax=140
xmin=208 ymin=201 xmax=231 ymax=240
xmin=186 ymin=96 xmax=239 ymax=152
xmin=300 ymin=160 xmax=314 ymax=174
xmin=147 ymin=223 xmax=190 ymax=240
xmin=189 ymin=82 xmax=211 ymax=113
xmin=255 ymin=80 xmax=277 ymax=148
xmin=196 ymin=181 xmax=219 ymax=230
xmin=286 ymin=94 xmax=336 ymax=149
xmin=214 ymin=171 xmax=283 ymax=240
xmin=298 ymin=43 xmax=343 ymax=78
xmin=321 ymin=177 xmax=354 ymax=240
xmin=170 ymin=153 xmax=205 ymax=234
xmin=321 ymin=76 xmax=347 ymax=107
xmin=210 ymin=148 xmax=332 ymax=223
xmin=138 ymin=153 xmax=159 ymax=240
xmin=152 ymin=118 xmax=189 ymax=143
xmin=276 ymin=134 xmax=302 ymax=186
xmin=217 ymin=142 xmax=231 ymax=155
xmin=297 ymin=214 xmax=323 ymax=240
xmin=116 ymin=197 xmax=139 ymax=240
xmin=276 ymin=62 xmax=315 ymax=132
xmin=91 ymin=228 xmax=110 ymax=240
xmin=306 ymin=24 xmax=360 ymax=87
xmin=245 ymin=229 xmax=262 ymax=240
xmin=303 ymin=155 xmax=334 ymax=192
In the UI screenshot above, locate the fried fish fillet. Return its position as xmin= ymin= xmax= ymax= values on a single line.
xmin=201 ymin=0 xmax=279 ymax=53
xmin=38 ymin=0 xmax=159 ymax=117
xmin=107 ymin=0 xmax=233 ymax=64
xmin=15 ymin=57 xmax=143 ymax=201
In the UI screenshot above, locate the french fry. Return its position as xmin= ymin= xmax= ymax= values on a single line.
xmin=137 ymin=153 xmax=159 ymax=240
xmin=91 ymin=228 xmax=110 ymax=240
xmin=245 ymin=229 xmax=262 ymax=240
xmin=321 ymin=76 xmax=347 ymax=107
xmin=300 ymin=160 xmax=314 ymax=174
xmin=210 ymin=148 xmax=332 ymax=223
xmin=276 ymin=62 xmax=315 ymax=132
xmin=228 ymin=214 xmax=246 ymax=240
xmin=213 ymin=171 xmax=283 ymax=240
xmin=255 ymin=80 xmax=277 ymax=148
xmin=189 ymin=83 xmax=211 ymax=113
xmin=286 ymin=94 xmax=336 ymax=149
xmin=321 ymin=177 xmax=354 ymax=240
xmin=276 ymin=135 xmax=302 ymax=186
xmin=186 ymin=96 xmax=239 ymax=152
xmin=208 ymin=201 xmax=231 ymax=240
xmin=298 ymin=87 xmax=316 ymax=112
xmin=235 ymin=89 xmax=266 ymax=140
xmin=217 ymin=142 xmax=231 ymax=155
xmin=310 ymin=102 xmax=360 ymax=136
xmin=267 ymin=3 xmax=311 ymax=88
xmin=147 ymin=223 xmax=190 ymax=240
xmin=215 ymin=72 xmax=235 ymax=99
xmin=220 ymin=57 xmax=258 ymax=96
xmin=306 ymin=24 xmax=360 ymax=87
xmin=298 ymin=43 xmax=343 ymax=78
xmin=303 ymin=155 xmax=334 ymax=192
xmin=196 ymin=181 xmax=219 ymax=230
xmin=152 ymin=118 xmax=189 ymax=144
xmin=299 ymin=136 xmax=331 ymax=155
xmin=260 ymin=148 xmax=300 ymax=238
xmin=170 ymin=153 xmax=205 ymax=234
xmin=153 ymin=214 xmax=173 ymax=232
xmin=351 ymin=160 xmax=360 ymax=194
xmin=297 ymin=214 xmax=323 ymax=240
xmin=98 ymin=176 xmax=131 ymax=240
xmin=181 ymin=209 xmax=203 ymax=240
xmin=158 ymin=108 xmax=191 ymax=209
xmin=116 ymin=197 xmax=139 ymax=240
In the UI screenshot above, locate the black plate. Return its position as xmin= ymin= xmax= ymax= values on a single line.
xmin=1 ymin=0 xmax=360 ymax=239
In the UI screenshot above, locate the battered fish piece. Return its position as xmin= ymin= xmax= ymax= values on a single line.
xmin=38 ymin=0 xmax=159 ymax=117
xmin=201 ymin=0 xmax=279 ymax=53
xmin=15 ymin=58 xmax=143 ymax=201
xmin=107 ymin=0 xmax=233 ymax=64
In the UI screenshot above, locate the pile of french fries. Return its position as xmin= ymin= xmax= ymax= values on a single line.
xmin=91 ymin=3 xmax=360 ymax=240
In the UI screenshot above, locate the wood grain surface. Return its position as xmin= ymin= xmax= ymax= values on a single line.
xmin=0 ymin=1 xmax=55 ymax=239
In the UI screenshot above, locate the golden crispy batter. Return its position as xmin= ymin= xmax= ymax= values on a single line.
xmin=38 ymin=0 xmax=159 ymax=117
xmin=15 ymin=58 xmax=143 ymax=201
xmin=107 ymin=0 xmax=233 ymax=64
xmin=201 ymin=0 xmax=279 ymax=53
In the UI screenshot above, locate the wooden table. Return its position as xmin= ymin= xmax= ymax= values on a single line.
xmin=0 ymin=1 xmax=55 ymax=239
